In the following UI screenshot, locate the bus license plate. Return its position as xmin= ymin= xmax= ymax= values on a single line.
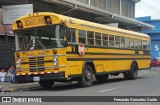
xmin=33 ymin=77 xmax=40 ymax=81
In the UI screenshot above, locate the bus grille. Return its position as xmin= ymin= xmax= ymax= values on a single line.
xmin=29 ymin=57 xmax=45 ymax=72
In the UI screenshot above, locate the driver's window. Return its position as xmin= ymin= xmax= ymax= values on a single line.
xmin=67 ymin=28 xmax=76 ymax=43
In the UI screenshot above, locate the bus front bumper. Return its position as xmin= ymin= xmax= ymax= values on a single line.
xmin=15 ymin=72 xmax=65 ymax=83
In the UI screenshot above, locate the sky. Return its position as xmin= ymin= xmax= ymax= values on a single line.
xmin=135 ymin=0 xmax=160 ymax=19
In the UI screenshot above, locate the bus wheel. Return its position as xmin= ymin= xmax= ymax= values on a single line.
xmin=124 ymin=63 xmax=138 ymax=80
xmin=39 ymin=80 xmax=55 ymax=88
xmin=95 ymin=74 xmax=109 ymax=82
xmin=78 ymin=64 xmax=93 ymax=87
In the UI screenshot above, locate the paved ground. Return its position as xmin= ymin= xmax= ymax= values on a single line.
xmin=0 ymin=82 xmax=40 ymax=92
xmin=0 ymin=67 xmax=160 ymax=105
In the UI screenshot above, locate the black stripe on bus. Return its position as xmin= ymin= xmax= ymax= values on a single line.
xmin=66 ymin=52 xmax=150 ymax=56
xmin=68 ymin=70 xmax=130 ymax=78
xmin=96 ymin=70 xmax=130 ymax=75
xmin=67 ymin=58 xmax=151 ymax=61
xmin=96 ymin=67 xmax=151 ymax=75
xmin=143 ymin=50 xmax=150 ymax=55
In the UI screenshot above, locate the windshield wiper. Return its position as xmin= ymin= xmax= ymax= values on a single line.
xmin=37 ymin=39 xmax=48 ymax=52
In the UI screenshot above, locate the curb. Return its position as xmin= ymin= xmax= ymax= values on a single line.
xmin=0 ymin=84 xmax=41 ymax=92
xmin=1 ymin=86 xmax=41 ymax=92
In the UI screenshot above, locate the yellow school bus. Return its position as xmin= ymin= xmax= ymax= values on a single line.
xmin=12 ymin=12 xmax=151 ymax=88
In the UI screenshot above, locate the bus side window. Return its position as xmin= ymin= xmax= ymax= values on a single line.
xmin=139 ymin=40 xmax=142 ymax=49
xmin=135 ymin=39 xmax=139 ymax=49
xmin=67 ymin=28 xmax=76 ymax=43
xmin=121 ymin=37 xmax=125 ymax=48
xmin=103 ymin=34 xmax=108 ymax=47
xmin=115 ymin=36 xmax=120 ymax=48
xmin=95 ymin=33 xmax=101 ymax=46
xmin=131 ymin=38 xmax=135 ymax=49
xmin=78 ymin=29 xmax=86 ymax=44
xmin=143 ymin=40 xmax=147 ymax=49
xmin=109 ymin=35 xmax=114 ymax=47
xmin=147 ymin=41 xmax=150 ymax=50
xmin=87 ymin=31 xmax=94 ymax=45
xmin=125 ymin=37 xmax=130 ymax=48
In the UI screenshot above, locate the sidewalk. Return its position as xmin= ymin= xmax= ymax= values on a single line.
xmin=0 ymin=82 xmax=40 ymax=92
xmin=0 ymin=82 xmax=74 ymax=92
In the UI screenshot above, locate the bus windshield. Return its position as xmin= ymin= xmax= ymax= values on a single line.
xmin=15 ymin=25 xmax=64 ymax=51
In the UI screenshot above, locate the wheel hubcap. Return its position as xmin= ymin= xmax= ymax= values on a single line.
xmin=85 ymin=70 xmax=92 ymax=80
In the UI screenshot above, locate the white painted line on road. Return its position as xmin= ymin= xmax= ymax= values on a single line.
xmin=138 ymin=71 xmax=156 ymax=75
xmin=139 ymin=71 xmax=158 ymax=75
xmin=99 ymin=87 xmax=120 ymax=93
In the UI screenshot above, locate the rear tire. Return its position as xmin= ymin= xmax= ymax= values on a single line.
xmin=95 ymin=74 xmax=109 ymax=82
xmin=39 ymin=80 xmax=55 ymax=88
xmin=78 ymin=64 xmax=94 ymax=87
xmin=124 ymin=63 xmax=138 ymax=80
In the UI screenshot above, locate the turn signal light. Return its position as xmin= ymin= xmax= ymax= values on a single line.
xmin=16 ymin=20 xmax=23 ymax=28
xmin=16 ymin=53 xmax=20 ymax=57
xmin=17 ymin=70 xmax=22 ymax=72
xmin=44 ymin=16 xmax=52 ymax=24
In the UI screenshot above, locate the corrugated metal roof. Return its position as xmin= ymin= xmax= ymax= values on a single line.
xmin=42 ymin=0 xmax=154 ymax=30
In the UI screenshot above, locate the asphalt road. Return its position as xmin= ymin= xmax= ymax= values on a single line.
xmin=1 ymin=67 xmax=160 ymax=105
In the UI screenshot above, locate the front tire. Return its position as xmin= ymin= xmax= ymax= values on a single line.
xmin=78 ymin=64 xmax=94 ymax=87
xmin=39 ymin=80 xmax=55 ymax=88
xmin=124 ymin=63 xmax=138 ymax=80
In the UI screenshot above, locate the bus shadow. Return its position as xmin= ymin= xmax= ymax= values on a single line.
xmin=93 ymin=76 xmax=146 ymax=85
xmin=29 ymin=77 xmax=147 ymax=91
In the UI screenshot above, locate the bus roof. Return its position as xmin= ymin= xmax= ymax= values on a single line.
xmin=12 ymin=12 xmax=149 ymax=38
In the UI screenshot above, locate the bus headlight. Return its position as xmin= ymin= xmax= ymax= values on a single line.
xmin=17 ymin=58 xmax=21 ymax=68
xmin=53 ymin=56 xmax=58 ymax=66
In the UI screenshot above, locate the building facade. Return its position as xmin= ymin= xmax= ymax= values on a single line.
xmin=0 ymin=0 xmax=153 ymax=30
xmin=136 ymin=16 xmax=159 ymax=59
xmin=76 ymin=0 xmax=137 ymax=18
